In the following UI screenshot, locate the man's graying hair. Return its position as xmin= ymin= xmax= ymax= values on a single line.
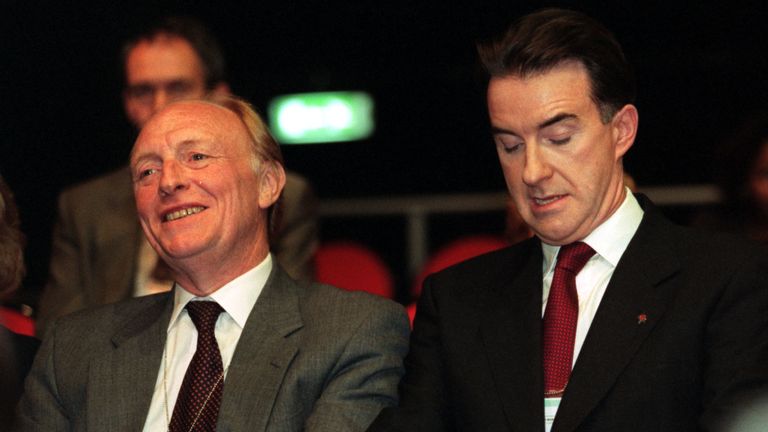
xmin=206 ymin=95 xmax=285 ymax=236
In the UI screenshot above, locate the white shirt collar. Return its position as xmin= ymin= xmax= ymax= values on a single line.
xmin=542 ymin=189 xmax=644 ymax=274
xmin=168 ymin=253 xmax=274 ymax=331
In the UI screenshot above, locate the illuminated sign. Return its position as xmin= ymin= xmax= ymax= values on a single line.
xmin=268 ymin=91 xmax=374 ymax=144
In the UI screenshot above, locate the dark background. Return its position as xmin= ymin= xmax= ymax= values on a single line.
xmin=3 ymin=1 xmax=768 ymax=302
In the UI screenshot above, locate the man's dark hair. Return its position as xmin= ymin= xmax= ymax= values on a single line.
xmin=122 ymin=16 xmax=227 ymax=89
xmin=478 ymin=8 xmax=635 ymax=123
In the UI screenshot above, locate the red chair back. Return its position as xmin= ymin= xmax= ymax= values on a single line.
xmin=0 ymin=306 xmax=35 ymax=337
xmin=315 ymin=241 xmax=396 ymax=299
xmin=412 ymin=235 xmax=508 ymax=298
xmin=405 ymin=302 xmax=417 ymax=329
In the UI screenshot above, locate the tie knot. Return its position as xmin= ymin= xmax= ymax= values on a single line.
xmin=185 ymin=301 xmax=224 ymax=333
xmin=555 ymin=242 xmax=595 ymax=274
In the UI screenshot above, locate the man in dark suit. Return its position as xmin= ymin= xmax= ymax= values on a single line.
xmin=370 ymin=8 xmax=768 ymax=432
xmin=15 ymin=96 xmax=410 ymax=431
xmin=36 ymin=16 xmax=319 ymax=337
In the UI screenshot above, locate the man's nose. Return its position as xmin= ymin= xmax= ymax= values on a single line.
xmin=522 ymin=145 xmax=553 ymax=186
xmin=152 ymin=89 xmax=170 ymax=115
xmin=158 ymin=160 xmax=188 ymax=196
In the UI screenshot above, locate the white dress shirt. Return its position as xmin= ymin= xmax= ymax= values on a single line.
xmin=142 ymin=254 xmax=273 ymax=431
xmin=541 ymin=190 xmax=643 ymax=430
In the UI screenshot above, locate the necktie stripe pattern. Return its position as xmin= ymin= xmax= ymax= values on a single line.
xmin=542 ymin=242 xmax=595 ymax=396
xmin=170 ymin=301 xmax=225 ymax=432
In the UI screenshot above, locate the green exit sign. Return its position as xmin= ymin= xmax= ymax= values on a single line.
xmin=268 ymin=91 xmax=374 ymax=144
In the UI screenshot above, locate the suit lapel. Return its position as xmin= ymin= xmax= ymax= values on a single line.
xmin=553 ymin=206 xmax=681 ymax=432
xmin=89 ymin=293 xmax=172 ymax=431
xmin=480 ymin=239 xmax=546 ymax=432
xmin=217 ymin=266 xmax=303 ymax=432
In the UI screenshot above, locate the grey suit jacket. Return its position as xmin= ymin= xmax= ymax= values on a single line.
xmin=37 ymin=166 xmax=319 ymax=336
xmin=371 ymin=196 xmax=768 ymax=431
xmin=17 ymin=265 xmax=410 ymax=431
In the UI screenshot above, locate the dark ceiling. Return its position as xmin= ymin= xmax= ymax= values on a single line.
xmin=3 ymin=0 xmax=767 ymax=289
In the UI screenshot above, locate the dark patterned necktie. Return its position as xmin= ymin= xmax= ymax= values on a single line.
xmin=542 ymin=242 xmax=595 ymax=397
xmin=170 ymin=301 xmax=225 ymax=432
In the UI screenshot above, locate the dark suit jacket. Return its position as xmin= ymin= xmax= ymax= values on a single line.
xmin=371 ymin=197 xmax=768 ymax=432
xmin=37 ymin=166 xmax=319 ymax=336
xmin=16 ymin=265 xmax=410 ymax=431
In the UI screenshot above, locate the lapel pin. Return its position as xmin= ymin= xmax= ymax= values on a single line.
xmin=637 ymin=313 xmax=647 ymax=325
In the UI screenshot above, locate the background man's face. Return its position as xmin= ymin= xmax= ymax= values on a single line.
xmin=488 ymin=61 xmax=632 ymax=245
xmin=130 ymin=102 xmax=270 ymax=268
xmin=123 ymin=35 xmax=208 ymax=128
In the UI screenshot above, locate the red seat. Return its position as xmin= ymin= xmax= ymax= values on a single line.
xmin=315 ymin=241 xmax=395 ymax=299
xmin=412 ymin=235 xmax=508 ymax=299
xmin=405 ymin=302 xmax=417 ymax=329
xmin=1 ymin=306 xmax=35 ymax=337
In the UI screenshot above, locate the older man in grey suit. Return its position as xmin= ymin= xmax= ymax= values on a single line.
xmin=15 ymin=96 xmax=410 ymax=432
xmin=37 ymin=16 xmax=320 ymax=338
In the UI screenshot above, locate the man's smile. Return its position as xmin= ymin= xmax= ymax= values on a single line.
xmin=163 ymin=206 xmax=207 ymax=222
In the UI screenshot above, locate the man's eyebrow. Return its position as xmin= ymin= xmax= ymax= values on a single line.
xmin=130 ymin=138 xmax=200 ymax=163
xmin=130 ymin=152 xmax=156 ymax=168
xmin=490 ymin=126 xmax=520 ymax=136
xmin=538 ymin=113 xmax=577 ymax=129
xmin=490 ymin=113 xmax=578 ymax=136
xmin=177 ymin=139 xmax=203 ymax=150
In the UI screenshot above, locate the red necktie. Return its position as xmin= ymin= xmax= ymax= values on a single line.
xmin=170 ymin=301 xmax=225 ymax=432
xmin=542 ymin=242 xmax=595 ymax=397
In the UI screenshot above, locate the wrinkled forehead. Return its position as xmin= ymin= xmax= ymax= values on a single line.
xmin=130 ymin=101 xmax=247 ymax=161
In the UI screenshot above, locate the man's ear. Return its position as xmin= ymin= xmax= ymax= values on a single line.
xmin=612 ymin=104 xmax=638 ymax=160
xmin=258 ymin=161 xmax=286 ymax=209
xmin=210 ymin=82 xmax=231 ymax=97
